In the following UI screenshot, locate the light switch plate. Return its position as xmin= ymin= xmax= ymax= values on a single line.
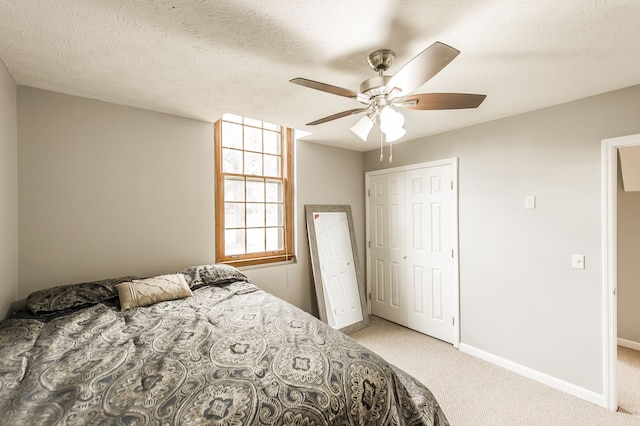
xmin=524 ymin=195 xmax=536 ymax=209
xmin=572 ymin=254 xmax=585 ymax=269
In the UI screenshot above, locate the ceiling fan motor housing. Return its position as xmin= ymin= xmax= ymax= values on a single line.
xmin=359 ymin=75 xmax=392 ymax=98
xmin=361 ymin=50 xmax=398 ymax=104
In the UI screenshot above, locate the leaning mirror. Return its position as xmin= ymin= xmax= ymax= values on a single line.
xmin=305 ymin=205 xmax=369 ymax=334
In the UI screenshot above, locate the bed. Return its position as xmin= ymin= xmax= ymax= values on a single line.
xmin=0 ymin=264 xmax=448 ymax=425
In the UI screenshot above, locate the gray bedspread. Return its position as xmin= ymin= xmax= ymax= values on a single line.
xmin=0 ymin=280 xmax=448 ymax=425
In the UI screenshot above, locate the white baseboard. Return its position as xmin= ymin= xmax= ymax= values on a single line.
xmin=617 ymin=337 xmax=640 ymax=351
xmin=459 ymin=343 xmax=605 ymax=407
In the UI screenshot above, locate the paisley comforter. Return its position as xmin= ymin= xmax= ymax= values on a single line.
xmin=0 ymin=274 xmax=448 ymax=425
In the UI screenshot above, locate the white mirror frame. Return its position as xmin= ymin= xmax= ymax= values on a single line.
xmin=305 ymin=205 xmax=369 ymax=334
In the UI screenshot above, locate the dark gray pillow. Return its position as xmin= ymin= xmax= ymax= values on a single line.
xmin=26 ymin=276 xmax=138 ymax=315
xmin=180 ymin=264 xmax=250 ymax=289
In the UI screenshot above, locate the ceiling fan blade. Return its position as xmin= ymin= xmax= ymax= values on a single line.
xmin=385 ymin=42 xmax=460 ymax=96
xmin=306 ymin=108 xmax=369 ymax=125
xmin=400 ymin=93 xmax=486 ymax=110
xmin=290 ymin=77 xmax=359 ymax=99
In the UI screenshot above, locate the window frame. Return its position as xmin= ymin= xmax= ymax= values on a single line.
xmin=214 ymin=117 xmax=294 ymax=267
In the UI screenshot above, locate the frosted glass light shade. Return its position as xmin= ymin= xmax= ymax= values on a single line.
xmin=384 ymin=127 xmax=406 ymax=142
xmin=379 ymin=107 xmax=404 ymax=134
xmin=350 ymin=115 xmax=374 ymax=141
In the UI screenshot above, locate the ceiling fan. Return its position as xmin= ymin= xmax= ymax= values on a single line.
xmin=290 ymin=41 xmax=486 ymax=144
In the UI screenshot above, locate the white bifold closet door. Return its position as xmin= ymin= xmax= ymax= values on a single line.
xmin=368 ymin=163 xmax=456 ymax=344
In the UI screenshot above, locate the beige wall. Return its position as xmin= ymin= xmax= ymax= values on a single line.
xmin=364 ymin=84 xmax=640 ymax=396
xmin=18 ymin=87 xmax=215 ymax=297
xmin=0 ymin=60 xmax=18 ymax=318
xmin=617 ymin=161 xmax=640 ymax=344
xmin=16 ymin=87 xmax=365 ymax=316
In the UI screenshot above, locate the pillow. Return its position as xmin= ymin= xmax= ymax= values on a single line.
xmin=26 ymin=276 xmax=139 ymax=315
xmin=180 ymin=264 xmax=250 ymax=289
xmin=115 ymin=274 xmax=193 ymax=311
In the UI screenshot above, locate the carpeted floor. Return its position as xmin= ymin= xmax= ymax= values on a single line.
xmin=350 ymin=316 xmax=640 ymax=426
xmin=618 ymin=345 xmax=640 ymax=416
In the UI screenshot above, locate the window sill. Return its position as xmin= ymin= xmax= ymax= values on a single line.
xmin=220 ymin=254 xmax=296 ymax=269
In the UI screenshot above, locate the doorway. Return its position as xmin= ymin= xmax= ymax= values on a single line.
xmin=602 ymin=133 xmax=640 ymax=411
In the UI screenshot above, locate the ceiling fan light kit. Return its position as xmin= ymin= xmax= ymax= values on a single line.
xmin=349 ymin=106 xmax=405 ymax=143
xmin=349 ymin=115 xmax=374 ymax=141
xmin=383 ymin=125 xmax=406 ymax=143
xmin=379 ymin=106 xmax=405 ymax=136
xmin=290 ymin=41 xmax=486 ymax=161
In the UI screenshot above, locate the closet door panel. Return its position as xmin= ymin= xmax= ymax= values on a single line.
xmin=405 ymin=169 xmax=429 ymax=332
xmin=405 ymin=165 xmax=455 ymax=343
xmin=369 ymin=172 xmax=406 ymax=324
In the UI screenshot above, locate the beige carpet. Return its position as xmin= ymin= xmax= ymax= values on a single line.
xmin=618 ymin=346 xmax=640 ymax=416
xmin=350 ymin=316 xmax=640 ymax=426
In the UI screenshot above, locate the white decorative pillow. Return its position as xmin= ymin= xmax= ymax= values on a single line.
xmin=115 ymin=274 xmax=192 ymax=311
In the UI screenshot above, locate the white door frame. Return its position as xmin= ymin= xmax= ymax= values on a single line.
xmin=601 ymin=133 xmax=640 ymax=411
xmin=365 ymin=157 xmax=460 ymax=348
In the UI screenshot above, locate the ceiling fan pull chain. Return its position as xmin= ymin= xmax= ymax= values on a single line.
xmin=379 ymin=130 xmax=384 ymax=162
xmin=389 ymin=140 xmax=393 ymax=163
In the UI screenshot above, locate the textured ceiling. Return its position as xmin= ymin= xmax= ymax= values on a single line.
xmin=1 ymin=0 xmax=640 ymax=151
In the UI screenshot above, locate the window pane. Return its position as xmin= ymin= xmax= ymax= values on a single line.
xmin=265 ymin=180 xmax=282 ymax=202
xmin=246 ymin=178 xmax=264 ymax=202
xmin=263 ymin=131 xmax=280 ymax=154
xmin=244 ymin=126 xmax=262 ymax=152
xmin=225 ymin=202 xmax=245 ymax=228
xmin=247 ymin=228 xmax=265 ymax=253
xmin=244 ymin=117 xmax=262 ymax=128
xmin=223 ymin=148 xmax=242 ymax=173
xmin=223 ymin=113 xmax=243 ymax=124
xmin=246 ymin=203 xmax=265 ymax=227
xmin=225 ymin=229 xmax=245 ymax=255
xmin=264 ymin=154 xmax=280 ymax=177
xmin=224 ymin=177 xmax=245 ymax=202
xmin=263 ymin=121 xmax=278 ymax=131
xmin=244 ymin=151 xmax=262 ymax=176
xmin=222 ymin=122 xmax=243 ymax=149
xmin=266 ymin=203 xmax=283 ymax=226
xmin=266 ymin=227 xmax=283 ymax=251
